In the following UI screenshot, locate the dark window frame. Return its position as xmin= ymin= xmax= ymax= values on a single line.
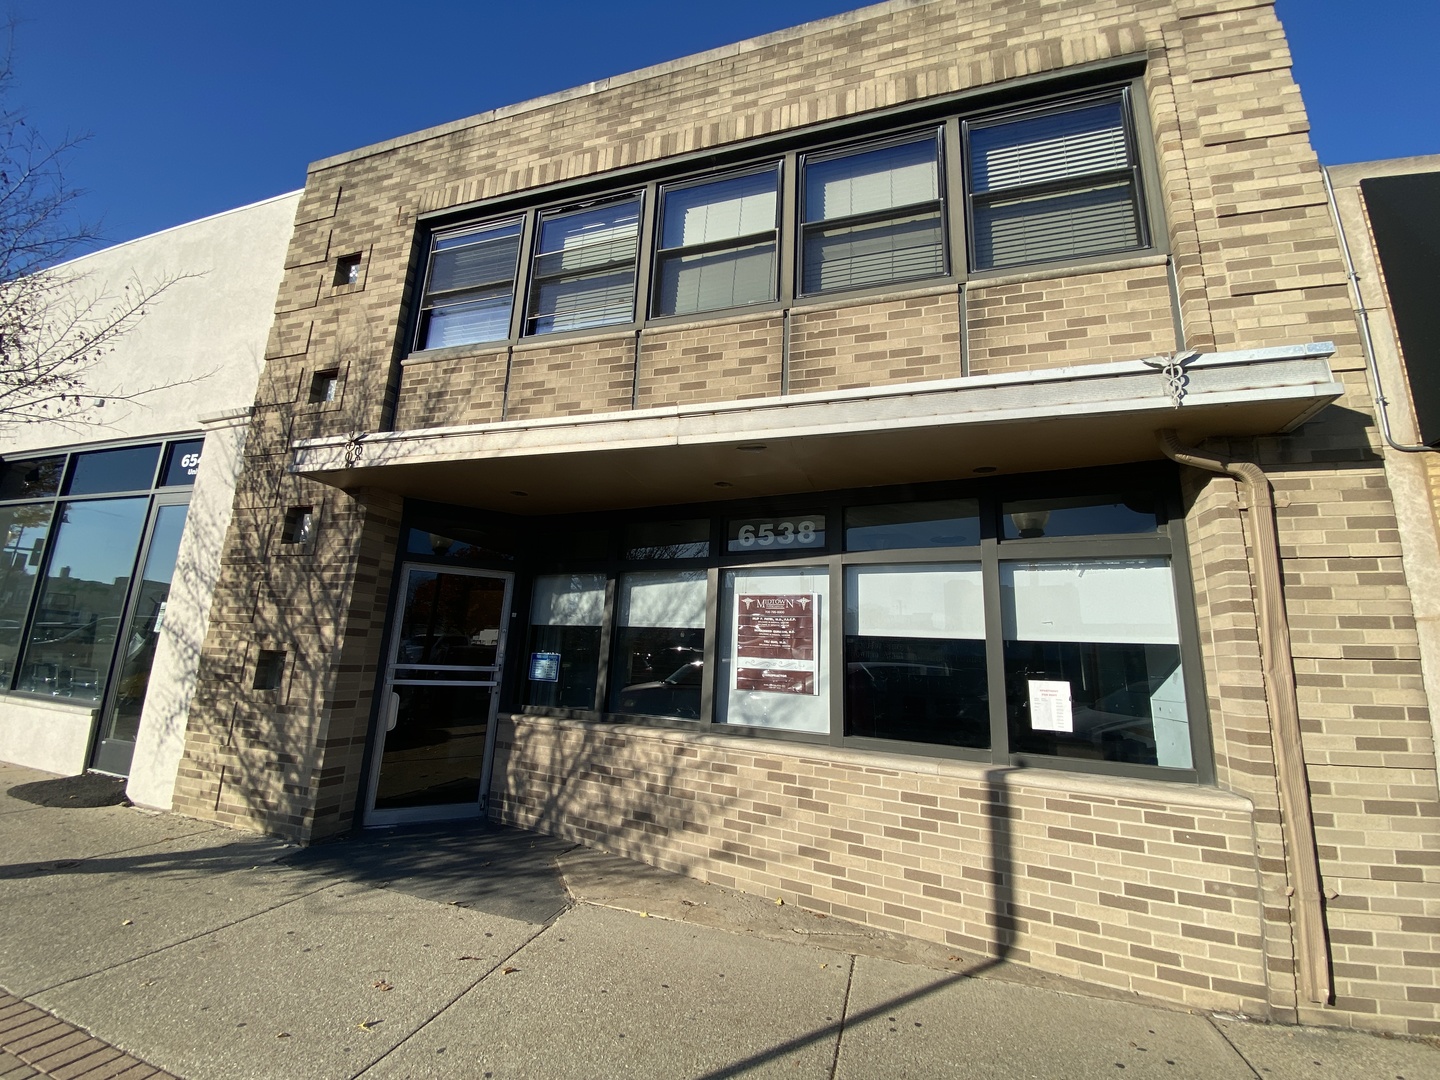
xmin=467 ymin=463 xmax=1212 ymax=785
xmin=0 ymin=435 xmax=203 ymax=705
xmin=405 ymin=71 xmax=1163 ymax=357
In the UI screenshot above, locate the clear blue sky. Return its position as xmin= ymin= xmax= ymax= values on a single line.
xmin=14 ymin=1 xmax=1440 ymax=252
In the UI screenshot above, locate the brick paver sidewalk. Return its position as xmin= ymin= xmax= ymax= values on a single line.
xmin=0 ymin=992 xmax=177 ymax=1080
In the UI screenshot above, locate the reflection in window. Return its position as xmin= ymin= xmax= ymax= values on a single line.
xmin=717 ymin=566 xmax=829 ymax=732
xmin=528 ymin=197 xmax=642 ymax=335
xmin=1001 ymin=558 xmax=1191 ymax=768
xmin=623 ymin=519 xmax=710 ymax=560
xmin=802 ymin=133 xmax=945 ymax=294
xmin=1003 ymin=494 xmax=1157 ymax=539
xmin=17 ymin=498 xmax=149 ymax=702
xmin=844 ymin=564 xmax=989 ymax=747
xmin=65 ymin=446 xmax=160 ymax=497
xmin=845 ymin=499 xmax=980 ymax=551
xmin=610 ymin=570 xmax=706 ymax=718
xmin=0 ymin=505 xmax=52 ymax=683
xmin=526 ymin=573 xmax=606 ymax=710
xmin=653 ymin=167 xmax=779 ymax=317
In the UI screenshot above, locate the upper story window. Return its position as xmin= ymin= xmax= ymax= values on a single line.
xmin=411 ymin=84 xmax=1152 ymax=353
xmin=653 ymin=166 xmax=779 ymax=318
xmin=416 ymin=218 xmax=523 ymax=350
xmin=527 ymin=196 xmax=642 ymax=335
xmin=800 ymin=131 xmax=946 ymax=295
xmin=966 ymin=97 xmax=1145 ymax=271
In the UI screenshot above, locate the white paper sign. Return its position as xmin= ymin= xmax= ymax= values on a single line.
xmin=1028 ymin=679 xmax=1074 ymax=732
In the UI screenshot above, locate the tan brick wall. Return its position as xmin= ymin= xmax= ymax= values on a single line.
xmin=966 ymin=264 xmax=1177 ymax=376
xmin=394 ymin=350 xmax=508 ymax=430
xmin=506 ymin=335 xmax=636 ymax=420
xmin=788 ymin=289 xmax=961 ymax=392
xmin=492 ymin=717 xmax=1271 ymax=1015
xmin=636 ymin=316 xmax=783 ymax=408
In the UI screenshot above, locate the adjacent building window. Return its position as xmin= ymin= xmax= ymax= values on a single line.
xmin=410 ymin=84 xmax=1153 ymax=352
xmin=0 ymin=437 xmax=201 ymax=705
xmin=526 ymin=197 xmax=642 ymax=335
xmin=967 ymin=96 xmax=1145 ymax=271
xmin=653 ymin=167 xmax=779 ymax=317
xmin=510 ymin=466 xmax=1202 ymax=781
xmin=800 ymin=132 xmax=945 ymax=295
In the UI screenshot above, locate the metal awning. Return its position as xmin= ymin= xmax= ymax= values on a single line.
xmin=291 ymin=343 xmax=1342 ymax=514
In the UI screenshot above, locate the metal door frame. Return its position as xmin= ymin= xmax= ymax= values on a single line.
xmin=362 ymin=563 xmax=514 ymax=826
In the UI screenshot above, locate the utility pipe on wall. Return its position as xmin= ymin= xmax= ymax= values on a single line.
xmin=1157 ymin=429 xmax=1332 ymax=1006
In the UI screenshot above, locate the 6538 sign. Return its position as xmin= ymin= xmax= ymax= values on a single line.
xmin=726 ymin=516 xmax=826 ymax=553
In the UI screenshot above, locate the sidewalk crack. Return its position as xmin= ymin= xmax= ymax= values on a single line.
xmin=828 ymin=954 xmax=856 ymax=1080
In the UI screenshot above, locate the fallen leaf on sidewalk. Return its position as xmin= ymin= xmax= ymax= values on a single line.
xmin=457 ymin=956 xmax=482 ymax=961
xmin=775 ymin=897 xmax=784 ymax=906
xmin=358 ymin=1019 xmax=382 ymax=1031
xmin=501 ymin=967 xmax=519 ymax=975
xmin=373 ymin=981 xmax=393 ymax=991
xmin=276 ymin=1032 xmax=291 ymax=1039
xmin=121 ymin=919 xmax=133 ymax=925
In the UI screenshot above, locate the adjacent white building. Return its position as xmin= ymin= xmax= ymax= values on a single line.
xmin=0 ymin=191 xmax=300 ymax=808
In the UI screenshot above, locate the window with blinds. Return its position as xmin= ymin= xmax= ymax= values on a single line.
xmin=415 ymin=219 xmax=523 ymax=350
xmin=800 ymin=132 xmax=946 ymax=295
xmin=967 ymin=96 xmax=1145 ymax=271
xmin=652 ymin=167 xmax=779 ymax=318
xmin=527 ymin=196 xmax=643 ymax=335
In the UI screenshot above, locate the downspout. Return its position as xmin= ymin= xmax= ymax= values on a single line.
xmin=1157 ymin=429 xmax=1331 ymax=1006
xmin=1320 ymin=165 xmax=1432 ymax=454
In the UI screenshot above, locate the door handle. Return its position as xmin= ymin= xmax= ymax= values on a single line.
xmin=385 ymin=691 xmax=400 ymax=732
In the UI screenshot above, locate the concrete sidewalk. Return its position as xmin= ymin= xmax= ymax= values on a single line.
xmin=1 ymin=761 xmax=1434 ymax=1080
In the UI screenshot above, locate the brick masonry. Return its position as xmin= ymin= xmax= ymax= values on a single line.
xmin=171 ymin=0 xmax=1439 ymax=1035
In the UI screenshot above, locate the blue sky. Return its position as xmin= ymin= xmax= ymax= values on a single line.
xmin=14 ymin=1 xmax=1440 ymax=252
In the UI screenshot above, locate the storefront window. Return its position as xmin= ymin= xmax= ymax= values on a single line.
xmin=717 ymin=566 xmax=829 ymax=733
xmin=505 ymin=464 xmax=1202 ymax=780
xmin=844 ymin=564 xmax=989 ymax=747
xmin=1001 ymin=558 xmax=1191 ymax=768
xmin=610 ymin=570 xmax=707 ymax=718
xmin=17 ymin=498 xmax=149 ymax=701
xmin=0 ymin=505 xmax=52 ymax=683
xmin=526 ymin=573 xmax=606 ymax=709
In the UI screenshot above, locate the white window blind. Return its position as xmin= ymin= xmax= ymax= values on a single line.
xmin=1001 ymin=558 xmax=1180 ymax=645
xmin=845 ymin=565 xmax=985 ymax=639
xmin=531 ymin=573 xmax=606 ymax=627
xmin=663 ymin=171 xmax=777 ymax=248
xmin=970 ymin=101 xmax=1130 ymax=193
xmin=806 ymin=138 xmax=939 ymax=220
xmin=617 ymin=571 xmax=707 ymax=629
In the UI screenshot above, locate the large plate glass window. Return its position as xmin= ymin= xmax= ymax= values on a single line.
xmin=716 ymin=566 xmax=829 ymax=733
xmin=967 ymin=94 xmax=1146 ymax=271
xmin=527 ymin=196 xmax=642 ymax=335
xmin=844 ymin=564 xmax=989 ymax=747
xmin=525 ymin=573 xmax=606 ymax=709
xmin=800 ymin=131 xmax=946 ymax=295
xmin=1001 ymin=557 xmax=1191 ymax=768
xmin=652 ymin=166 xmax=780 ymax=318
xmin=609 ymin=570 xmax=707 ymax=718
xmin=415 ymin=218 xmax=523 ymax=350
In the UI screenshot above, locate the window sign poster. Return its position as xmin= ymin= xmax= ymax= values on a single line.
xmin=733 ymin=594 xmax=819 ymax=695
xmin=1028 ymin=679 xmax=1074 ymax=732
xmin=529 ymin=651 xmax=561 ymax=682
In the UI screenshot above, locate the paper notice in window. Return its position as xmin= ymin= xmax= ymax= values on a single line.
xmin=1028 ymin=679 xmax=1074 ymax=732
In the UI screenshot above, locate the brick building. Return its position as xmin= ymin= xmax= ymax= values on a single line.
xmin=169 ymin=1 xmax=1438 ymax=1034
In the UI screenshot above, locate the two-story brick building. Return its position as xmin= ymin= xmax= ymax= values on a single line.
xmin=168 ymin=1 xmax=1439 ymax=1035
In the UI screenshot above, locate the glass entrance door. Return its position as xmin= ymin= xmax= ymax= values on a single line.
xmin=365 ymin=565 xmax=513 ymax=825
xmin=90 ymin=500 xmax=190 ymax=776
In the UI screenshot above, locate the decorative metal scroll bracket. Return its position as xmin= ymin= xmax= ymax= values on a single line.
xmin=1142 ymin=349 xmax=1201 ymax=408
xmin=343 ymin=431 xmax=367 ymax=468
